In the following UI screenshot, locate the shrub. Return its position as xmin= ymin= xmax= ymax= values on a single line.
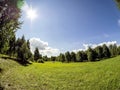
xmin=37 ymin=59 xmax=44 ymax=63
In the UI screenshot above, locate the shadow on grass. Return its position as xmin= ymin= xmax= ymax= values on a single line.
xmin=0 ymin=68 xmax=3 ymax=73
xmin=1 ymin=56 xmax=32 ymax=66
xmin=0 ymin=84 xmax=4 ymax=90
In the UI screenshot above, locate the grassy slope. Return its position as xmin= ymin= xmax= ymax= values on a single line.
xmin=0 ymin=56 xmax=120 ymax=90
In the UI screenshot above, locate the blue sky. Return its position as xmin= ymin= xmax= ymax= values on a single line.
xmin=16 ymin=0 xmax=120 ymax=56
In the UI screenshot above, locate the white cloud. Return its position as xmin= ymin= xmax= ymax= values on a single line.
xmin=30 ymin=39 xmax=118 ymax=57
xmin=73 ymin=41 xmax=117 ymax=53
xmin=29 ymin=38 xmax=60 ymax=57
xmin=84 ymin=41 xmax=117 ymax=49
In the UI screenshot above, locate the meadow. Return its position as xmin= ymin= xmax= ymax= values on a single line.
xmin=0 ymin=56 xmax=120 ymax=90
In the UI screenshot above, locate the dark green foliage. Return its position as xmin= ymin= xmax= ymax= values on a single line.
xmin=94 ymin=46 xmax=103 ymax=59
xmin=17 ymin=42 xmax=28 ymax=64
xmin=29 ymin=55 xmax=34 ymax=62
xmin=0 ymin=0 xmax=24 ymax=54
xmin=14 ymin=35 xmax=32 ymax=64
xmin=27 ymin=40 xmax=30 ymax=49
xmin=102 ymin=44 xmax=110 ymax=58
xmin=117 ymin=46 xmax=120 ymax=55
xmin=109 ymin=44 xmax=118 ymax=57
xmin=76 ymin=51 xmax=83 ymax=62
xmin=16 ymin=36 xmax=25 ymax=55
xmin=59 ymin=53 xmax=65 ymax=62
xmin=52 ymin=43 xmax=120 ymax=63
xmin=16 ymin=41 xmax=31 ymax=64
xmin=115 ymin=0 xmax=120 ymax=9
xmin=43 ymin=55 xmax=48 ymax=61
xmin=7 ymin=35 xmax=16 ymax=56
xmin=34 ymin=47 xmax=42 ymax=62
xmin=76 ymin=51 xmax=87 ymax=62
xmin=87 ymin=47 xmax=96 ymax=61
xmin=65 ymin=51 xmax=71 ymax=62
xmin=0 ymin=0 xmax=32 ymax=65
xmin=71 ymin=52 xmax=76 ymax=62
xmin=82 ymin=51 xmax=87 ymax=61
xmin=37 ymin=59 xmax=44 ymax=63
xmin=51 ymin=56 xmax=56 ymax=61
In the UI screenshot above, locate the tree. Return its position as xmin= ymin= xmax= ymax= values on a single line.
xmin=26 ymin=40 xmax=32 ymax=59
xmin=82 ymin=51 xmax=87 ymax=61
xmin=87 ymin=47 xmax=96 ymax=61
xmin=17 ymin=42 xmax=30 ymax=64
xmin=0 ymin=0 xmax=24 ymax=54
xmin=7 ymin=35 xmax=16 ymax=56
xmin=51 ymin=56 xmax=56 ymax=61
xmin=43 ymin=55 xmax=48 ymax=61
xmin=15 ymin=35 xmax=26 ymax=56
xmin=102 ymin=44 xmax=110 ymax=58
xmin=59 ymin=53 xmax=65 ymax=62
xmin=117 ymin=46 xmax=120 ymax=55
xmin=76 ymin=51 xmax=83 ymax=62
xmin=27 ymin=40 xmax=30 ymax=49
xmin=65 ymin=51 xmax=71 ymax=62
xmin=115 ymin=0 xmax=120 ymax=9
xmin=16 ymin=36 xmax=32 ymax=64
xmin=94 ymin=46 xmax=103 ymax=59
xmin=34 ymin=47 xmax=40 ymax=62
xmin=109 ymin=44 xmax=118 ymax=57
xmin=71 ymin=52 xmax=76 ymax=62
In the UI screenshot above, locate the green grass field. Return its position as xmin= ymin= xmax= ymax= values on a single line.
xmin=0 ymin=56 xmax=120 ymax=90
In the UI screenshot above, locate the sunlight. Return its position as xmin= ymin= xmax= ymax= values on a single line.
xmin=26 ymin=5 xmax=37 ymax=22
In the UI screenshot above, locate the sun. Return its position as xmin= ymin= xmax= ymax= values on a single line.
xmin=26 ymin=6 xmax=37 ymax=21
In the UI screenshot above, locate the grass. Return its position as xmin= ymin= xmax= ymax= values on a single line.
xmin=0 ymin=56 xmax=120 ymax=90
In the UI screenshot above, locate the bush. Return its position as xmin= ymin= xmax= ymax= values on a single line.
xmin=37 ymin=59 xmax=44 ymax=63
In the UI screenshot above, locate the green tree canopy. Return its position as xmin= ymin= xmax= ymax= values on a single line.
xmin=71 ymin=52 xmax=76 ymax=62
xmin=115 ymin=0 xmax=120 ymax=9
xmin=65 ymin=51 xmax=71 ymax=62
xmin=102 ymin=44 xmax=110 ymax=58
xmin=59 ymin=53 xmax=65 ymax=62
xmin=0 ymin=0 xmax=24 ymax=53
xmin=34 ymin=47 xmax=40 ymax=61
xmin=87 ymin=47 xmax=96 ymax=61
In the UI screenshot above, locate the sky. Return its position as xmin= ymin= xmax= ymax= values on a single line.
xmin=16 ymin=0 xmax=120 ymax=57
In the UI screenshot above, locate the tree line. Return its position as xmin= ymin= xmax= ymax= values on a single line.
xmin=33 ymin=43 xmax=120 ymax=63
xmin=49 ymin=44 xmax=120 ymax=62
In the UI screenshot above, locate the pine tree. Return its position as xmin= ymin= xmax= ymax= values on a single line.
xmin=16 ymin=36 xmax=32 ymax=65
xmin=7 ymin=35 xmax=16 ymax=56
xmin=94 ymin=46 xmax=103 ymax=59
xmin=65 ymin=51 xmax=71 ymax=62
xmin=71 ymin=52 xmax=76 ymax=62
xmin=34 ymin=47 xmax=40 ymax=62
xmin=102 ymin=44 xmax=110 ymax=58
xmin=87 ymin=47 xmax=96 ymax=61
